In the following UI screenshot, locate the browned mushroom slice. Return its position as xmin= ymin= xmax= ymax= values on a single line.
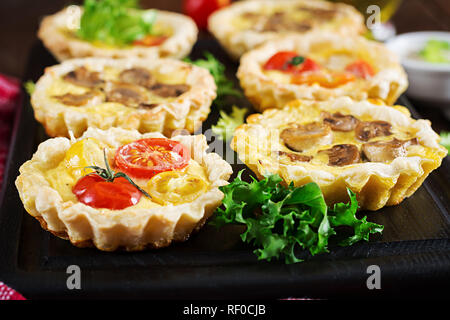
xmin=149 ymin=83 xmax=190 ymax=98
xmin=276 ymin=151 xmax=312 ymax=162
xmin=355 ymin=120 xmax=392 ymax=141
xmin=362 ymin=138 xmax=418 ymax=163
xmin=118 ymin=67 xmax=155 ymax=88
xmin=53 ymin=91 xmax=98 ymax=106
xmin=322 ymin=112 xmax=359 ymax=132
xmin=280 ymin=122 xmax=333 ymax=152
xmin=318 ymin=144 xmax=361 ymax=166
xmin=263 ymin=12 xmax=311 ymax=32
xmin=105 ymin=83 xmax=148 ymax=107
xmin=296 ymin=6 xmax=338 ymax=20
xmin=62 ymin=66 xmax=103 ymax=88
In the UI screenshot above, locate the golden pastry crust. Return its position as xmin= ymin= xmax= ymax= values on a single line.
xmin=38 ymin=6 xmax=198 ymax=61
xmin=15 ymin=128 xmax=233 ymax=251
xmin=231 ymin=97 xmax=447 ymax=210
xmin=31 ymin=57 xmax=216 ymax=138
xmin=237 ymin=34 xmax=408 ymax=111
xmin=208 ymin=0 xmax=365 ymax=60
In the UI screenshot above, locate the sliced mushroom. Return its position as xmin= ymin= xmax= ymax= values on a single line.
xmin=276 ymin=151 xmax=312 ymax=162
xmin=362 ymin=138 xmax=418 ymax=163
xmin=263 ymin=12 xmax=311 ymax=32
xmin=139 ymin=103 xmax=160 ymax=109
xmin=322 ymin=112 xmax=359 ymax=132
xmin=318 ymin=144 xmax=361 ymax=166
xmin=53 ymin=91 xmax=98 ymax=106
xmin=296 ymin=6 xmax=338 ymax=20
xmin=280 ymin=122 xmax=333 ymax=152
xmin=62 ymin=66 xmax=103 ymax=88
xmin=105 ymin=82 xmax=148 ymax=107
xmin=118 ymin=67 xmax=155 ymax=88
xmin=355 ymin=120 xmax=392 ymax=141
xmin=149 ymin=83 xmax=190 ymax=98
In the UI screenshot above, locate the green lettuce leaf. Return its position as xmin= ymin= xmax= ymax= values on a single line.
xmin=211 ymin=171 xmax=383 ymax=264
xmin=77 ymin=0 xmax=156 ymax=46
xmin=184 ymin=52 xmax=242 ymax=106
xmin=211 ymin=105 xmax=247 ymax=141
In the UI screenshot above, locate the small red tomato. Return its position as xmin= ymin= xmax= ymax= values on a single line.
xmin=292 ymin=58 xmax=321 ymax=74
xmin=115 ymin=138 xmax=190 ymax=179
xmin=263 ymin=51 xmax=299 ymax=71
xmin=183 ymin=0 xmax=231 ymax=29
xmin=345 ymin=60 xmax=375 ymax=79
xmin=263 ymin=52 xmax=321 ymax=74
xmin=73 ymin=174 xmax=142 ymax=210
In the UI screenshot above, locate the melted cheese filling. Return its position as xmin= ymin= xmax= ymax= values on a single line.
xmin=44 ymin=138 xmax=209 ymax=208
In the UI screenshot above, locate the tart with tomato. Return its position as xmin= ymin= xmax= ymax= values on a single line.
xmin=38 ymin=2 xmax=198 ymax=61
xmin=15 ymin=128 xmax=232 ymax=251
xmin=31 ymin=57 xmax=216 ymax=137
xmin=208 ymin=0 xmax=364 ymax=59
xmin=231 ymin=97 xmax=447 ymax=210
xmin=237 ymin=33 xmax=408 ymax=111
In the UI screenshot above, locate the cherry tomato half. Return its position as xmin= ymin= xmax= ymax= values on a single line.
xmin=345 ymin=60 xmax=375 ymax=79
xmin=73 ymin=175 xmax=142 ymax=210
xmin=183 ymin=0 xmax=231 ymax=29
xmin=133 ymin=35 xmax=168 ymax=47
xmin=263 ymin=51 xmax=321 ymax=74
xmin=114 ymin=138 xmax=190 ymax=179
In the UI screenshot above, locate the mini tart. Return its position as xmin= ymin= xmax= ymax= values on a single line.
xmin=231 ymin=97 xmax=447 ymax=211
xmin=38 ymin=5 xmax=198 ymax=61
xmin=15 ymin=128 xmax=232 ymax=251
xmin=31 ymin=57 xmax=216 ymax=138
xmin=237 ymin=34 xmax=408 ymax=111
xmin=208 ymin=0 xmax=364 ymax=60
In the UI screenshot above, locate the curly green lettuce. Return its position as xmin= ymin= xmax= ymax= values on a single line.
xmin=211 ymin=105 xmax=247 ymax=141
xmin=184 ymin=52 xmax=242 ymax=105
xmin=211 ymin=171 xmax=383 ymax=264
xmin=77 ymin=0 xmax=157 ymax=47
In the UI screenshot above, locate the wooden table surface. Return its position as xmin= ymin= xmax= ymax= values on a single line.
xmin=0 ymin=0 xmax=449 ymax=130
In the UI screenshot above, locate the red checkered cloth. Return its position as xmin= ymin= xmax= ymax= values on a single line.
xmin=0 ymin=282 xmax=26 ymax=300
xmin=0 ymin=73 xmax=25 ymax=300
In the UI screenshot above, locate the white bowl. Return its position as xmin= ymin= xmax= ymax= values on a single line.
xmin=386 ymin=31 xmax=450 ymax=105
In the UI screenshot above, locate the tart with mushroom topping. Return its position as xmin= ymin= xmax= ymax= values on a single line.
xmin=38 ymin=3 xmax=198 ymax=61
xmin=15 ymin=128 xmax=232 ymax=251
xmin=237 ymin=33 xmax=408 ymax=111
xmin=231 ymin=97 xmax=447 ymax=210
xmin=208 ymin=0 xmax=364 ymax=60
xmin=31 ymin=57 xmax=216 ymax=137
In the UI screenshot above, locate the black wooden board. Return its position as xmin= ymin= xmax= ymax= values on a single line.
xmin=0 ymin=39 xmax=449 ymax=299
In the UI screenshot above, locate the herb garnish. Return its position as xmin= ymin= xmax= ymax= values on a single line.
xmin=184 ymin=52 xmax=242 ymax=106
xmin=289 ymin=56 xmax=305 ymax=66
xmin=211 ymin=171 xmax=383 ymax=264
xmin=77 ymin=0 xmax=157 ymax=46
xmin=85 ymin=149 xmax=151 ymax=198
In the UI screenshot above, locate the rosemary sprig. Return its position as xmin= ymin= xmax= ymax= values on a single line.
xmin=85 ymin=149 xmax=151 ymax=198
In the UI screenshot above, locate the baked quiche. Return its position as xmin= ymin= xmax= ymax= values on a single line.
xmin=237 ymin=33 xmax=408 ymax=111
xmin=15 ymin=128 xmax=232 ymax=251
xmin=31 ymin=57 xmax=216 ymax=137
xmin=38 ymin=2 xmax=197 ymax=61
xmin=231 ymin=97 xmax=447 ymax=211
xmin=208 ymin=0 xmax=364 ymax=60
